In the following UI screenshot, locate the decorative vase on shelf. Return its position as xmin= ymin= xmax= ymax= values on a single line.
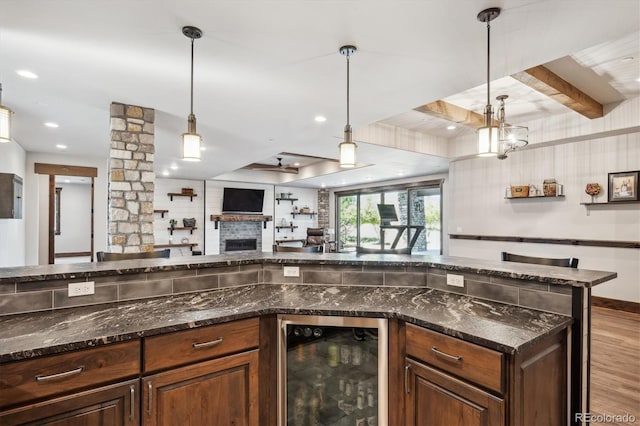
xmin=585 ymin=183 xmax=602 ymax=203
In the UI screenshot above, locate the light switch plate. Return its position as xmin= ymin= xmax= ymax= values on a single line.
xmin=283 ymin=266 xmax=300 ymax=277
xmin=446 ymin=274 xmax=464 ymax=288
xmin=68 ymin=281 xmax=95 ymax=297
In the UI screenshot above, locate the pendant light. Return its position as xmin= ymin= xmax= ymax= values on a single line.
xmin=181 ymin=26 xmax=203 ymax=162
xmin=476 ymin=8 xmax=528 ymax=159
xmin=339 ymin=45 xmax=357 ymax=168
xmin=0 ymin=83 xmax=12 ymax=143
xmin=476 ymin=8 xmax=500 ymax=157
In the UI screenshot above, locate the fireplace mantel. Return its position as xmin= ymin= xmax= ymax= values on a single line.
xmin=210 ymin=214 xmax=273 ymax=229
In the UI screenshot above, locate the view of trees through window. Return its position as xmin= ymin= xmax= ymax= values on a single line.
xmin=336 ymin=181 xmax=442 ymax=254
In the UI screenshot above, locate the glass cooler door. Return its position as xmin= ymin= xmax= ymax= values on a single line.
xmin=278 ymin=315 xmax=388 ymax=426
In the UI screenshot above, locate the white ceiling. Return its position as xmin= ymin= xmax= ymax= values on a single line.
xmin=1 ymin=1 xmax=639 ymax=188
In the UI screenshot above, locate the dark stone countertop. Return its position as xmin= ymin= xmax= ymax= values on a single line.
xmin=0 ymin=252 xmax=617 ymax=287
xmin=0 ymin=284 xmax=572 ymax=363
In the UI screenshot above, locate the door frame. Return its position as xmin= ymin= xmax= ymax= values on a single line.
xmin=34 ymin=163 xmax=98 ymax=264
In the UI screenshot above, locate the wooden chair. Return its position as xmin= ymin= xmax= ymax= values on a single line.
xmin=501 ymin=251 xmax=579 ymax=268
xmin=304 ymin=228 xmax=325 ymax=248
xmin=273 ymin=245 xmax=323 ymax=253
xmin=96 ymin=249 xmax=171 ymax=262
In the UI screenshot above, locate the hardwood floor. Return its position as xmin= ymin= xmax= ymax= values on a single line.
xmin=590 ymin=306 xmax=640 ymax=425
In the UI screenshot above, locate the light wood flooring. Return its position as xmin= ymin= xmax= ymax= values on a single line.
xmin=590 ymin=306 xmax=640 ymax=425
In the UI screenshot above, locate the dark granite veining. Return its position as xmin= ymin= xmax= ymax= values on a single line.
xmin=0 ymin=253 xmax=616 ymax=288
xmin=0 ymin=284 xmax=572 ymax=363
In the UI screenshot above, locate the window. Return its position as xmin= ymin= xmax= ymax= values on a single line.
xmin=336 ymin=180 xmax=442 ymax=254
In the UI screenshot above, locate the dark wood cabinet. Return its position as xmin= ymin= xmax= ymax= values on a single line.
xmin=142 ymin=350 xmax=259 ymax=426
xmin=0 ymin=379 xmax=139 ymax=426
xmin=0 ymin=173 xmax=22 ymax=219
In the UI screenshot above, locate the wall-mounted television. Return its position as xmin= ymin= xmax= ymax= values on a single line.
xmin=377 ymin=204 xmax=398 ymax=226
xmin=222 ymin=188 xmax=265 ymax=214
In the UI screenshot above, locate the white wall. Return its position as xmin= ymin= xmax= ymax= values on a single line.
xmin=205 ymin=181 xmax=275 ymax=254
xmin=448 ymin=134 xmax=640 ymax=302
xmin=25 ymin=153 xmax=108 ymax=266
xmin=55 ymin=182 xmax=92 ymax=253
xmin=153 ymin=178 xmax=205 ymax=257
xmin=0 ymin=140 xmax=26 ymax=267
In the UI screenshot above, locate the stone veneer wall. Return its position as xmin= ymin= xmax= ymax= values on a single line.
xmin=317 ymin=189 xmax=329 ymax=229
xmin=219 ymin=222 xmax=262 ymax=253
xmin=108 ymin=102 xmax=155 ymax=253
xmin=2 ymin=263 xmax=571 ymax=317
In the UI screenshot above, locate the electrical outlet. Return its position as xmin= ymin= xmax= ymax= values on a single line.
xmin=446 ymin=274 xmax=464 ymax=288
xmin=283 ymin=266 xmax=300 ymax=277
xmin=68 ymin=281 xmax=95 ymax=297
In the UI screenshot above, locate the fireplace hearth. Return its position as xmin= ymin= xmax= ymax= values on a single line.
xmin=225 ymin=238 xmax=258 ymax=252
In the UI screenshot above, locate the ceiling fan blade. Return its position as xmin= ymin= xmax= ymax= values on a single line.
xmin=242 ymin=163 xmax=299 ymax=174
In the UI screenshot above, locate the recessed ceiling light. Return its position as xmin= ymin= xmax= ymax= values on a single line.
xmin=64 ymin=179 xmax=71 ymax=183
xmin=55 ymin=144 xmax=67 ymax=150
xmin=170 ymin=164 xmax=178 ymax=170
xmin=314 ymin=116 xmax=327 ymax=122
xmin=622 ymin=56 xmax=634 ymax=62
xmin=447 ymin=125 xmax=456 ymax=130
xmin=162 ymin=171 xmax=170 ymax=176
xmin=366 ymin=176 xmax=373 ymax=180
xmin=293 ymin=162 xmax=300 ymax=166
xmin=16 ymin=70 xmax=38 ymax=79
xmin=321 ymin=183 xmax=326 ymax=188
xmin=397 ymin=171 xmax=405 ymax=176
xmin=44 ymin=122 xmax=59 ymax=128
xmin=636 ymin=76 xmax=640 ymax=82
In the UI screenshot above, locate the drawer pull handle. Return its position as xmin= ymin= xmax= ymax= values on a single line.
xmin=192 ymin=337 xmax=224 ymax=349
xmin=405 ymin=364 xmax=411 ymax=394
xmin=432 ymin=346 xmax=463 ymax=362
xmin=35 ymin=366 xmax=84 ymax=381
xmin=130 ymin=385 xmax=135 ymax=421
xmin=147 ymin=382 xmax=153 ymax=416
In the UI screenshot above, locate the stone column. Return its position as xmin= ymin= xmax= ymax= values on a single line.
xmin=317 ymin=189 xmax=329 ymax=229
xmin=108 ymin=102 xmax=155 ymax=253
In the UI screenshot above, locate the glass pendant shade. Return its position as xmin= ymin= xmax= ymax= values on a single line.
xmin=477 ymin=125 xmax=498 ymax=156
xmin=182 ymin=132 xmax=201 ymax=161
xmin=339 ymin=140 xmax=357 ymax=168
xmin=0 ymin=104 xmax=11 ymax=143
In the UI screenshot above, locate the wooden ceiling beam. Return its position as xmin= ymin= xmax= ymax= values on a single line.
xmin=414 ymin=100 xmax=497 ymax=129
xmin=511 ymin=65 xmax=603 ymax=119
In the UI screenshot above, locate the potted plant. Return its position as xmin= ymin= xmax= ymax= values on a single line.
xmin=169 ymin=219 xmax=177 ymax=229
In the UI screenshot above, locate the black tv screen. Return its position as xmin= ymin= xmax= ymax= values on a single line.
xmin=222 ymin=188 xmax=265 ymax=214
xmin=377 ymin=204 xmax=398 ymax=225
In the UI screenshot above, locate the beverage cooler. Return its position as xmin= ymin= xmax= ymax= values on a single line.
xmin=278 ymin=315 xmax=388 ymax=426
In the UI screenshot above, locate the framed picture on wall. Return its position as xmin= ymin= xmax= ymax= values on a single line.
xmin=608 ymin=171 xmax=639 ymax=202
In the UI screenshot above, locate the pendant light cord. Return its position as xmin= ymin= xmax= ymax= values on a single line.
xmin=346 ymin=53 xmax=350 ymax=126
xmin=486 ymin=20 xmax=491 ymax=110
xmin=190 ymin=37 xmax=195 ymax=116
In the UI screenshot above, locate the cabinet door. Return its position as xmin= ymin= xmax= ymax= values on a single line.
xmin=142 ymin=349 xmax=259 ymax=426
xmin=0 ymin=379 xmax=139 ymax=426
xmin=405 ymin=358 xmax=504 ymax=426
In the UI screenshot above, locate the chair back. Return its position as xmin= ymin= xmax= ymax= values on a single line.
xmin=274 ymin=245 xmax=323 ymax=253
xmin=501 ymin=252 xmax=578 ymax=268
xmin=96 ymin=249 xmax=171 ymax=262
xmin=305 ymin=228 xmax=325 ymax=247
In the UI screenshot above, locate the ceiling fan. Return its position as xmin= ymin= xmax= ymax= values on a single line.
xmin=243 ymin=157 xmax=299 ymax=174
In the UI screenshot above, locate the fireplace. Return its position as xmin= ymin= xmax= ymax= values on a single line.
xmin=225 ymin=238 xmax=257 ymax=252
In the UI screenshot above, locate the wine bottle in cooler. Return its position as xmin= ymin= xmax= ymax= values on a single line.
xmin=354 ymin=392 xmax=367 ymax=426
xmin=366 ymin=390 xmax=377 ymax=426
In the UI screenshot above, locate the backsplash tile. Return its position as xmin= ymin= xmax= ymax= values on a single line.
xmin=54 ymin=285 xmax=118 ymax=309
xmin=0 ymin=291 xmax=52 ymax=315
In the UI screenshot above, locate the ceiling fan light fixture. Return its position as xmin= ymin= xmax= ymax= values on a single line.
xmin=0 ymin=84 xmax=13 ymax=144
xmin=181 ymin=26 xmax=203 ymax=162
xmin=338 ymin=45 xmax=358 ymax=168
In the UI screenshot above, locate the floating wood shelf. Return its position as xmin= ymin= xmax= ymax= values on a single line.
xmin=154 ymin=209 xmax=169 ymax=218
xmin=153 ymin=243 xmax=198 ymax=251
xmin=275 ymin=238 xmax=306 ymax=245
xmin=168 ymin=227 xmax=197 ymax=235
xmin=168 ymin=193 xmax=197 ymax=201
xmin=291 ymin=212 xmax=316 ymax=217
xmin=275 ymin=197 xmax=298 ymax=205
xmin=210 ymin=214 xmax=273 ymax=230
xmin=275 ymin=225 xmax=298 ymax=232
xmin=580 ymin=200 xmax=640 ymax=216
xmin=505 ymin=195 xmax=565 ymax=199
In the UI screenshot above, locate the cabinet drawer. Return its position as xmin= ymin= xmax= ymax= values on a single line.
xmin=144 ymin=317 xmax=260 ymax=372
xmin=405 ymin=323 xmax=504 ymax=393
xmin=0 ymin=340 xmax=141 ymax=408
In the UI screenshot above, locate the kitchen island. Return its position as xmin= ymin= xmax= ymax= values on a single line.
xmin=0 ymin=253 xmax=616 ymax=425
